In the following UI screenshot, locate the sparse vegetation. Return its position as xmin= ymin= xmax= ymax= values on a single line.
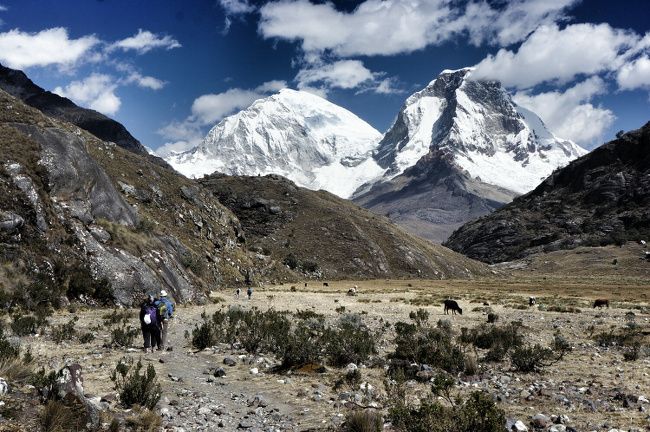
xmin=51 ymin=316 xmax=78 ymax=344
xmin=342 ymin=410 xmax=383 ymax=432
xmin=111 ymin=357 xmax=162 ymax=410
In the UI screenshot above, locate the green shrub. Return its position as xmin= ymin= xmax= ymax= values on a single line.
xmin=51 ymin=316 xmax=78 ymax=344
xmin=79 ymin=333 xmax=95 ymax=344
xmin=283 ymin=254 xmax=300 ymax=270
xmin=409 ymin=309 xmax=429 ymax=327
xmin=0 ymin=328 xmax=20 ymax=361
xmin=460 ymin=322 xmax=524 ymax=362
xmin=390 ymin=321 xmax=465 ymax=374
xmin=301 ymin=260 xmax=319 ymax=273
xmin=11 ymin=315 xmax=38 ymax=336
xmin=510 ymin=344 xmax=553 ymax=373
xmin=325 ymin=320 xmax=376 ymax=367
xmin=111 ymin=358 xmax=162 ymax=410
xmin=334 ymin=368 xmax=362 ymax=391
xmin=191 ymin=318 xmax=218 ymax=350
xmin=111 ymin=325 xmax=139 ymax=348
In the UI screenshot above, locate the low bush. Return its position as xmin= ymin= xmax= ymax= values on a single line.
xmin=460 ymin=322 xmax=524 ymax=362
xmin=390 ymin=321 xmax=465 ymax=374
xmin=325 ymin=319 xmax=376 ymax=367
xmin=409 ymin=309 xmax=429 ymax=327
xmin=79 ymin=332 xmax=95 ymax=344
xmin=386 ymin=371 xmax=505 ymax=432
xmin=11 ymin=314 xmax=38 ymax=336
xmin=0 ymin=328 xmax=20 ymax=361
xmin=111 ymin=325 xmax=139 ymax=348
xmin=51 ymin=316 xmax=78 ymax=344
xmin=111 ymin=357 xmax=162 ymax=409
xmin=510 ymin=344 xmax=553 ymax=373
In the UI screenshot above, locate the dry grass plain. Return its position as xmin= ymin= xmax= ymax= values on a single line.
xmin=5 ymin=244 xmax=650 ymax=431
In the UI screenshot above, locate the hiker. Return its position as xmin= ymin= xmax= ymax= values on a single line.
xmin=139 ymin=293 xmax=161 ymax=353
xmin=155 ymin=290 xmax=175 ymax=351
xmin=247 ymin=286 xmax=253 ymax=300
xmin=235 ymin=288 xmax=241 ymax=299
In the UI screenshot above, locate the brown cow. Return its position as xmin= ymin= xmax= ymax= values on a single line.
xmin=593 ymin=299 xmax=609 ymax=308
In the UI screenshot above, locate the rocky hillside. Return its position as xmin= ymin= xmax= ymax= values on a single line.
xmin=199 ymin=173 xmax=488 ymax=280
xmin=355 ymin=68 xmax=585 ymax=242
xmin=0 ymin=87 xmax=276 ymax=306
xmin=444 ymin=122 xmax=650 ymax=263
xmin=0 ymin=63 xmax=168 ymax=167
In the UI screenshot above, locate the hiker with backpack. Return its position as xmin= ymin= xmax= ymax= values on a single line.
xmin=139 ymin=293 xmax=161 ymax=353
xmin=155 ymin=290 xmax=175 ymax=351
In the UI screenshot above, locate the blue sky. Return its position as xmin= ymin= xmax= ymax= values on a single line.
xmin=0 ymin=0 xmax=648 ymax=155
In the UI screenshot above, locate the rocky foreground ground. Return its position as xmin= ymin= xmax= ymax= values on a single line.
xmin=1 ymin=275 xmax=649 ymax=432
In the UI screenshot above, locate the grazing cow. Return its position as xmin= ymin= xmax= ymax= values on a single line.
xmin=347 ymin=287 xmax=357 ymax=296
xmin=529 ymin=296 xmax=537 ymax=307
xmin=323 ymin=282 xmax=329 ymax=287
xmin=593 ymin=299 xmax=609 ymax=308
xmin=443 ymin=299 xmax=462 ymax=315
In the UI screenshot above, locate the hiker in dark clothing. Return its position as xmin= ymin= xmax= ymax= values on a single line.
xmin=139 ymin=294 xmax=161 ymax=353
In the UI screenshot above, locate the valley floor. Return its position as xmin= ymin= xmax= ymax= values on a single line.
xmin=9 ymin=265 xmax=650 ymax=432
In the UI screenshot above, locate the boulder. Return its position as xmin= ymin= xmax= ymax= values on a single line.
xmin=0 ymin=211 xmax=24 ymax=232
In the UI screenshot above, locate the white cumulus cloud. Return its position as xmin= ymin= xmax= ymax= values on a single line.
xmin=296 ymin=60 xmax=374 ymax=90
xmin=124 ymin=71 xmax=165 ymax=90
xmin=0 ymin=27 xmax=99 ymax=69
xmin=191 ymin=80 xmax=287 ymax=125
xmin=472 ymin=23 xmax=638 ymax=89
xmin=617 ymin=55 xmax=650 ymax=90
xmin=259 ymin=0 xmax=577 ymax=58
xmin=109 ymin=29 xmax=181 ymax=54
xmin=53 ymin=73 xmax=121 ymax=116
xmin=513 ymin=77 xmax=616 ymax=147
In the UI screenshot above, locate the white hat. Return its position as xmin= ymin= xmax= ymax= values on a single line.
xmin=160 ymin=290 xmax=168 ymax=297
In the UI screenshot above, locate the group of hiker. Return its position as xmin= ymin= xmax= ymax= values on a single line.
xmin=235 ymin=286 xmax=254 ymax=300
xmin=139 ymin=290 xmax=175 ymax=353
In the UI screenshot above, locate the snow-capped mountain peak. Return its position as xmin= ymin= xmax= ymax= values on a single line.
xmin=166 ymin=88 xmax=384 ymax=198
xmin=372 ymin=68 xmax=586 ymax=195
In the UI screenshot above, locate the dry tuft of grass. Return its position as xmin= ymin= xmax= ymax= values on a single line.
xmin=124 ymin=406 xmax=163 ymax=432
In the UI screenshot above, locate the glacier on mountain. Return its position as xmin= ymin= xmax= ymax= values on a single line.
xmin=166 ymin=88 xmax=383 ymax=198
xmin=370 ymin=68 xmax=586 ymax=196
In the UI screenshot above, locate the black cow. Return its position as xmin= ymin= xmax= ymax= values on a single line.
xmin=593 ymin=299 xmax=609 ymax=308
xmin=443 ymin=299 xmax=462 ymax=315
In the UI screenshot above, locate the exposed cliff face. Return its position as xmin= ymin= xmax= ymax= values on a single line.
xmin=444 ymin=122 xmax=650 ymax=263
xmin=0 ymin=63 xmax=168 ymax=167
xmin=0 ymin=88 xmax=269 ymax=306
xmin=199 ymin=173 xmax=489 ymax=280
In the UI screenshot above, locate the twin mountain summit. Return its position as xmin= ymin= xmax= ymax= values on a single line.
xmin=1 ymin=62 xmax=648 ymax=303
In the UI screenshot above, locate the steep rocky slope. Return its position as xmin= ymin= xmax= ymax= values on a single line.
xmin=0 ymin=63 xmax=168 ymax=168
xmin=0 ymin=88 xmax=277 ymax=306
xmin=444 ymin=122 xmax=650 ymax=263
xmin=354 ymin=68 xmax=585 ymax=242
xmin=200 ymin=173 xmax=488 ymax=280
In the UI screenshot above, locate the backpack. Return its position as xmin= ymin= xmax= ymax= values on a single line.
xmin=160 ymin=297 xmax=174 ymax=319
xmin=155 ymin=300 xmax=167 ymax=320
xmin=144 ymin=304 xmax=158 ymax=326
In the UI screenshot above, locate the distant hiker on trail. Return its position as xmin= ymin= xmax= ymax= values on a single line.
xmin=236 ymin=288 xmax=241 ymax=299
xmin=247 ymin=286 xmax=253 ymax=300
xmin=140 ymin=293 xmax=161 ymax=353
xmin=155 ymin=290 xmax=175 ymax=351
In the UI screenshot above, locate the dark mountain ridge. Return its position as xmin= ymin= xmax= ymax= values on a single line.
xmin=444 ymin=122 xmax=650 ymax=263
